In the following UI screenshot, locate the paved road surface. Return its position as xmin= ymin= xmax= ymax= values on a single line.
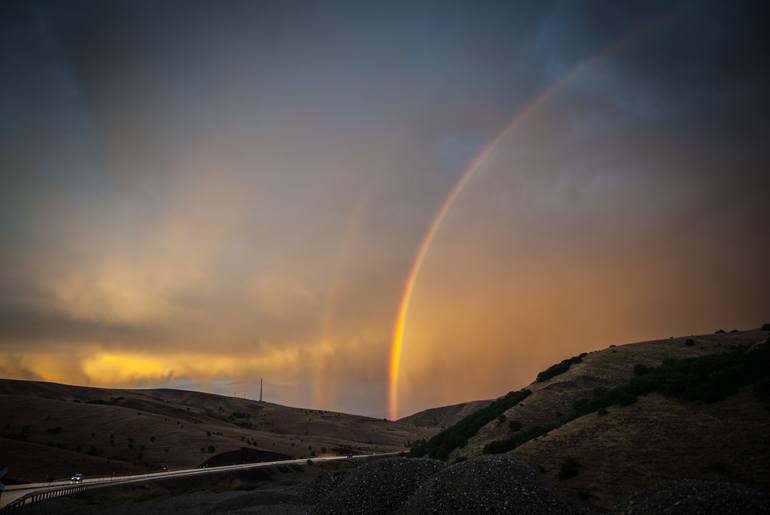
xmin=0 ymin=453 xmax=397 ymax=511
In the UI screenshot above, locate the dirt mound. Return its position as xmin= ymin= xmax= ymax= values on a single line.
xmin=310 ymin=457 xmax=445 ymax=514
xmin=400 ymin=455 xmax=579 ymax=514
xmin=616 ymin=479 xmax=770 ymax=514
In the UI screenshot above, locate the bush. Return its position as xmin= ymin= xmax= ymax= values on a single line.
xmin=508 ymin=420 xmax=523 ymax=432
xmin=558 ymin=457 xmax=581 ymax=480
xmin=753 ymin=378 xmax=770 ymax=406
xmin=483 ymin=425 xmax=551 ymax=454
xmin=410 ymin=389 xmax=531 ymax=460
xmin=536 ymin=353 xmax=587 ymax=382
xmin=497 ymin=414 xmax=507 ymax=424
xmin=208 ymin=445 xmax=215 ymax=453
xmin=711 ymin=462 xmax=731 ymax=474
xmin=685 ymin=338 xmax=695 ymax=347
xmin=762 ymin=323 xmax=770 ymax=331
xmin=571 ymin=344 xmax=770 ymax=419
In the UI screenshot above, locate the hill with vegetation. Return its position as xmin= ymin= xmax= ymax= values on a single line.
xmin=0 ymin=381 xmax=431 ymax=483
xmin=398 ymin=399 xmax=492 ymax=429
xmin=409 ymin=326 xmax=770 ymax=510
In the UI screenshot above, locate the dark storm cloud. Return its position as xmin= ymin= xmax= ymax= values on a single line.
xmin=0 ymin=307 xmax=161 ymax=347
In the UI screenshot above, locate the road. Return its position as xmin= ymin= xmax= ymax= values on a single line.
xmin=0 ymin=453 xmax=397 ymax=512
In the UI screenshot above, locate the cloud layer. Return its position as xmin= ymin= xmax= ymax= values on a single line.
xmin=1 ymin=0 xmax=769 ymax=417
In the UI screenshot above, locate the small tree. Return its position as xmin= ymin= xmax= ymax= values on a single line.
xmin=558 ymin=457 xmax=581 ymax=480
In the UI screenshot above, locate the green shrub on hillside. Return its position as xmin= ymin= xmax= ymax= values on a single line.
xmin=482 ymin=425 xmax=552 ymax=454
xmin=409 ymin=389 xmax=531 ymax=460
xmin=536 ymin=353 xmax=588 ymax=382
xmin=572 ymin=343 xmax=770 ymax=418
xmin=558 ymin=457 xmax=581 ymax=480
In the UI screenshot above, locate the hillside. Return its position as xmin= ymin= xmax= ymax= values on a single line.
xmin=0 ymin=381 xmax=431 ymax=483
xmin=410 ymin=327 xmax=770 ymax=510
xmin=398 ymin=399 xmax=492 ymax=428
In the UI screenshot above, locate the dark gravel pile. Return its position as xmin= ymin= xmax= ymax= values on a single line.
xmin=616 ymin=479 xmax=770 ymax=514
xmin=310 ymin=457 xmax=445 ymax=514
xmin=300 ymin=470 xmax=350 ymax=505
xmin=400 ymin=455 xmax=579 ymax=514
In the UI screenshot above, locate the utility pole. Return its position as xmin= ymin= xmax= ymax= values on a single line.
xmin=259 ymin=378 xmax=263 ymax=402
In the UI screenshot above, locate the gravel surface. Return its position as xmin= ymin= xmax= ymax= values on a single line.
xmin=299 ymin=470 xmax=350 ymax=505
xmin=616 ymin=479 xmax=770 ymax=514
xmin=400 ymin=455 xmax=580 ymax=514
xmin=310 ymin=457 xmax=445 ymax=514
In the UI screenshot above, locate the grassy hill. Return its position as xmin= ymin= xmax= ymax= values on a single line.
xmin=409 ymin=327 xmax=770 ymax=510
xmin=398 ymin=399 xmax=492 ymax=429
xmin=0 ymin=381 xmax=431 ymax=483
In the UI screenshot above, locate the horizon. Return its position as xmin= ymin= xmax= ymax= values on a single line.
xmin=4 ymin=324 xmax=769 ymax=422
xmin=1 ymin=0 xmax=769 ymax=420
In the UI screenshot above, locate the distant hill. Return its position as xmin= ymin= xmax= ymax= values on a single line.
xmin=0 ymin=381 xmax=431 ymax=483
xmin=398 ymin=399 xmax=492 ymax=428
xmin=410 ymin=327 xmax=770 ymax=510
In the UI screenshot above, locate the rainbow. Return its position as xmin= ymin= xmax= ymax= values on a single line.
xmin=315 ymin=195 xmax=370 ymax=410
xmin=386 ymin=8 xmax=681 ymax=420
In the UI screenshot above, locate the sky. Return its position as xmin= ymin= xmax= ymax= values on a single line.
xmin=1 ymin=0 xmax=769 ymax=419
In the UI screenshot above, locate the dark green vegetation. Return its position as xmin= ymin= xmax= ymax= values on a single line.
xmin=535 ymin=353 xmax=587 ymax=382
xmin=398 ymin=399 xmax=493 ymax=428
xmin=558 ymin=457 xmax=581 ymax=480
xmin=572 ymin=341 xmax=770 ymax=418
xmin=483 ymin=425 xmax=550 ymax=455
xmin=482 ymin=341 xmax=770 ymax=455
xmin=409 ymin=389 xmax=531 ymax=460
